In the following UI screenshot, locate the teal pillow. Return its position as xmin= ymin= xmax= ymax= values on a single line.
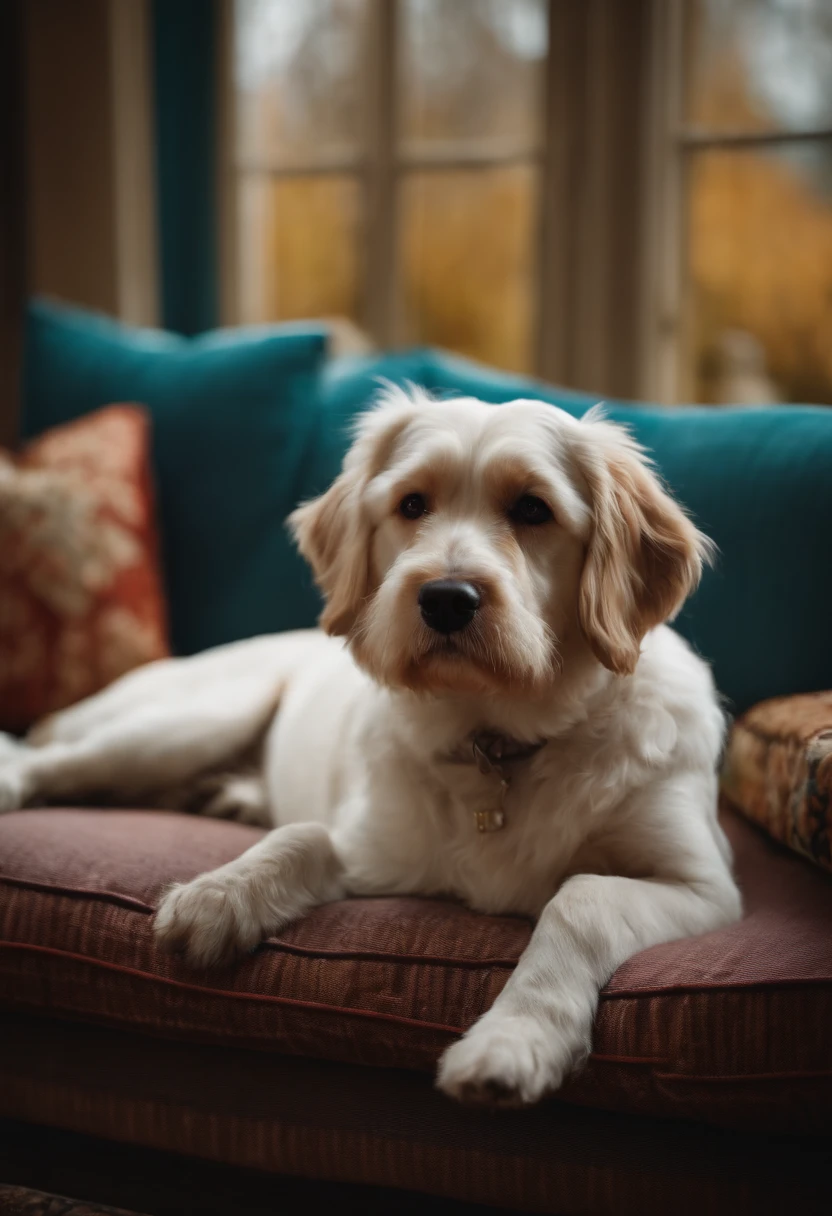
xmin=419 ymin=347 xmax=601 ymax=416
xmin=601 ymin=405 xmax=832 ymax=716
xmin=310 ymin=347 xmax=434 ymax=490
xmin=22 ymin=299 xmax=329 ymax=654
xmin=325 ymin=348 xmax=832 ymax=714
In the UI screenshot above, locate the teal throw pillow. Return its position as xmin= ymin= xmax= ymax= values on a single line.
xmin=22 ymin=299 xmax=329 ymax=654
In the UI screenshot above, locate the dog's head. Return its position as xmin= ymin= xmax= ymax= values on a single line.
xmin=290 ymin=388 xmax=711 ymax=697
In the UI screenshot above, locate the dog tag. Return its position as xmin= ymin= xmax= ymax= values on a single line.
xmin=474 ymin=776 xmax=509 ymax=833
xmin=474 ymin=806 xmax=505 ymax=832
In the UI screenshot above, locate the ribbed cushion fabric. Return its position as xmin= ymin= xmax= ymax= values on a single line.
xmin=1 ymin=1016 xmax=828 ymax=1216
xmin=1 ymin=805 xmax=831 ymax=1131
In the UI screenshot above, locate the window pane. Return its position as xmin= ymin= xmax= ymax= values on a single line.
xmin=685 ymin=0 xmax=832 ymax=133
xmin=234 ymin=0 xmax=369 ymax=168
xmin=399 ymin=165 xmax=538 ymax=372
xmin=684 ymin=143 xmax=832 ymax=403
xmin=399 ymin=0 xmax=548 ymax=158
xmin=237 ymin=174 xmax=363 ymax=324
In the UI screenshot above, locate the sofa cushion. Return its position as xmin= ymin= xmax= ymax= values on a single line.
xmin=419 ymin=347 xmax=604 ymax=414
xmin=722 ymin=691 xmax=832 ymax=873
xmin=1 ymin=805 xmax=831 ymax=1132
xmin=0 ymin=406 xmax=168 ymax=732
xmin=22 ymin=299 xmax=329 ymax=655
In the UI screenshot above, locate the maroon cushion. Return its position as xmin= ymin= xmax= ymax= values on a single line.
xmin=1 ymin=804 xmax=831 ymax=1131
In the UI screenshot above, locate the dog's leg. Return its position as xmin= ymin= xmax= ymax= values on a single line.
xmin=437 ymin=783 xmax=741 ymax=1107
xmin=0 ymin=662 xmax=289 ymax=813
xmin=24 ymin=659 xmax=180 ymax=747
xmin=0 ymin=716 xmax=254 ymax=813
xmin=0 ymin=733 xmax=25 ymax=764
xmin=153 ymin=822 xmax=344 ymax=966
xmin=0 ymin=635 xmax=332 ymax=814
xmin=1 ymin=635 xmax=327 ymax=812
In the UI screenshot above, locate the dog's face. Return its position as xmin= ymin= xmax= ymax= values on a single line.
xmin=291 ymin=389 xmax=710 ymax=697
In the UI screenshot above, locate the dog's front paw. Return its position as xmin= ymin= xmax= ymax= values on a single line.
xmin=437 ymin=1012 xmax=583 ymax=1108
xmin=154 ymin=872 xmax=265 ymax=967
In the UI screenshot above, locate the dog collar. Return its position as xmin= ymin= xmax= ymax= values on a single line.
xmin=445 ymin=731 xmax=546 ymax=833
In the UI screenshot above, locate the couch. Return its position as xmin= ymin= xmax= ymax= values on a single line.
xmin=1 ymin=305 xmax=831 ymax=1214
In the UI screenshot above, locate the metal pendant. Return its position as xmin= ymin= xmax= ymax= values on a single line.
xmin=474 ymin=776 xmax=509 ymax=833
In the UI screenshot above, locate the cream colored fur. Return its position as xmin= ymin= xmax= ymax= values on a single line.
xmin=0 ymin=389 xmax=740 ymax=1107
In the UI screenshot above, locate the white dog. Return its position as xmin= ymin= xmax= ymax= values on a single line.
xmin=0 ymin=388 xmax=741 ymax=1107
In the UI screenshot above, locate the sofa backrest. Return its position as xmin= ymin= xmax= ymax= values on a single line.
xmin=22 ymin=301 xmax=832 ymax=715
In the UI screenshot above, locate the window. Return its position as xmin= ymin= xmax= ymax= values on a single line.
xmin=223 ymin=0 xmax=649 ymax=396
xmin=650 ymin=0 xmax=832 ymax=404
xmin=224 ymin=0 xmax=832 ymax=404
xmin=227 ymin=0 xmax=549 ymax=375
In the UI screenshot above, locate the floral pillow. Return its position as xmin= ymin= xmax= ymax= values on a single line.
xmin=722 ymin=691 xmax=832 ymax=873
xmin=0 ymin=405 xmax=169 ymax=732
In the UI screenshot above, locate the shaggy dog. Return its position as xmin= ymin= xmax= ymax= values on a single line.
xmin=0 ymin=388 xmax=741 ymax=1106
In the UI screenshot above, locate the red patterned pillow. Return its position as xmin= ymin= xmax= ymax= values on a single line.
xmin=722 ymin=692 xmax=832 ymax=873
xmin=0 ymin=405 xmax=169 ymax=732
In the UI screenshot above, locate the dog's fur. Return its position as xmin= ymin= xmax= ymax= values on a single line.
xmin=0 ymin=389 xmax=741 ymax=1107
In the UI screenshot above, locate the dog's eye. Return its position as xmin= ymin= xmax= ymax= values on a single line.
xmin=399 ymin=492 xmax=427 ymax=520
xmin=508 ymin=495 xmax=553 ymax=526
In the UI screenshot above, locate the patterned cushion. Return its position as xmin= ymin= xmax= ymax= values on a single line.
xmin=0 ymin=406 xmax=168 ymax=732
xmin=722 ymin=692 xmax=832 ymax=872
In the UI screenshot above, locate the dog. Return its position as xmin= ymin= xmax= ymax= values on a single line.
xmin=0 ymin=387 xmax=741 ymax=1107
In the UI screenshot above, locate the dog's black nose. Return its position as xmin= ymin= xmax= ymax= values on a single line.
xmin=418 ymin=579 xmax=481 ymax=634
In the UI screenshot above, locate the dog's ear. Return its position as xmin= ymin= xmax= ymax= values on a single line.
xmin=577 ymin=416 xmax=712 ymax=676
xmin=289 ymin=465 xmax=368 ymax=635
xmin=289 ymin=390 xmax=417 ymax=636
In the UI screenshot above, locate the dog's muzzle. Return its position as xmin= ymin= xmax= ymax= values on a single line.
xmin=418 ymin=579 xmax=481 ymax=635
